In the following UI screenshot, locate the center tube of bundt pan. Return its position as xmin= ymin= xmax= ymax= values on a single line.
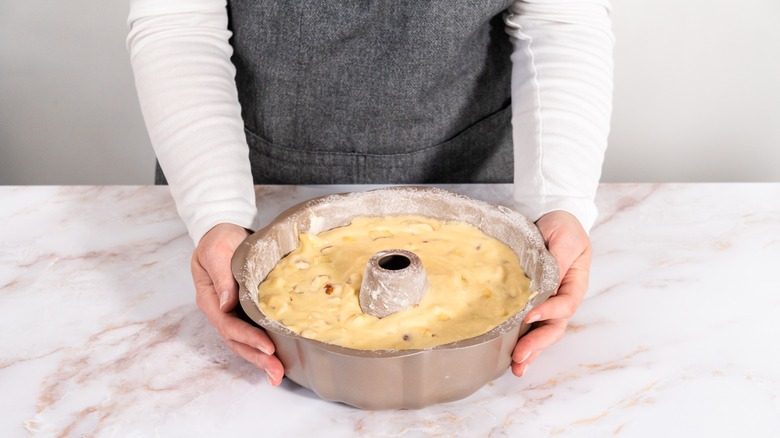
xmin=359 ymin=249 xmax=429 ymax=318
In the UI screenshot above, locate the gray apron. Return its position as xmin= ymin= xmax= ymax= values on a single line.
xmin=157 ymin=0 xmax=514 ymax=184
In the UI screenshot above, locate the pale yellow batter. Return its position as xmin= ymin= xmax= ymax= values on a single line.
xmin=257 ymin=215 xmax=530 ymax=350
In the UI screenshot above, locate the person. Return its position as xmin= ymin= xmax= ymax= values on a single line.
xmin=127 ymin=0 xmax=614 ymax=386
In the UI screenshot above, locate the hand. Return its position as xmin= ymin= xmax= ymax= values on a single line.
xmin=192 ymin=223 xmax=285 ymax=385
xmin=511 ymin=210 xmax=592 ymax=377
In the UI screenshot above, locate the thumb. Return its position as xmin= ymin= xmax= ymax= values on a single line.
xmin=212 ymin=263 xmax=239 ymax=312
xmin=536 ymin=211 xmax=588 ymax=280
xmin=547 ymin=238 xmax=579 ymax=284
xmin=196 ymin=224 xmax=248 ymax=312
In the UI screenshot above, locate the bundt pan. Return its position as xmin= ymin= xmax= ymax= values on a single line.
xmin=232 ymin=186 xmax=559 ymax=410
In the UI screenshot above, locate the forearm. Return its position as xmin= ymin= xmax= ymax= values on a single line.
xmin=127 ymin=0 xmax=256 ymax=244
xmin=505 ymin=0 xmax=615 ymax=232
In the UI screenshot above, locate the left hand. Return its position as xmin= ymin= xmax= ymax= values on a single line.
xmin=192 ymin=223 xmax=285 ymax=386
xmin=511 ymin=210 xmax=592 ymax=377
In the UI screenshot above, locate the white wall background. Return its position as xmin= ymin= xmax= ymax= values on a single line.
xmin=605 ymin=0 xmax=780 ymax=182
xmin=1 ymin=0 xmax=779 ymax=185
xmin=0 ymin=0 xmax=154 ymax=184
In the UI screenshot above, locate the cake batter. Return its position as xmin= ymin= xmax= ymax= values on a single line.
xmin=257 ymin=215 xmax=531 ymax=350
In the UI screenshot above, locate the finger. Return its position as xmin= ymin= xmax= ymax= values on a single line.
xmin=192 ymin=257 xmax=225 ymax=318
xmin=536 ymin=217 xmax=578 ymax=272
xmin=227 ymin=340 xmax=285 ymax=386
xmin=195 ymin=249 xmax=239 ymax=312
xmin=209 ymin=262 xmax=239 ymax=312
xmin=194 ymin=275 xmax=282 ymax=379
xmin=219 ymin=313 xmax=277 ymax=356
xmin=548 ymin=241 xmax=579 ymax=283
xmin=194 ymin=272 xmax=277 ymax=356
xmin=524 ymin=286 xmax=581 ymax=326
xmin=195 ymin=274 xmax=282 ymax=378
xmin=512 ymin=318 xmax=568 ymax=364
xmin=511 ymin=350 xmax=541 ymax=377
xmin=535 ymin=211 xmax=591 ymax=286
xmin=524 ymin=258 xmax=589 ymax=324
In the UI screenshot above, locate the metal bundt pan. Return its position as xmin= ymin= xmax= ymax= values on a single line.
xmin=232 ymin=186 xmax=559 ymax=410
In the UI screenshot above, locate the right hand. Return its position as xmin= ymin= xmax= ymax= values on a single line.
xmin=510 ymin=211 xmax=591 ymax=377
xmin=192 ymin=223 xmax=285 ymax=385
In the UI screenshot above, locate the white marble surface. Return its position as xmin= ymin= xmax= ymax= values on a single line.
xmin=1 ymin=184 xmax=779 ymax=437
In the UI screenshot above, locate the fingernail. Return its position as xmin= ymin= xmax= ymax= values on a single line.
xmin=265 ymin=369 xmax=276 ymax=386
xmin=519 ymin=350 xmax=531 ymax=364
xmin=519 ymin=363 xmax=529 ymax=377
xmin=526 ymin=313 xmax=541 ymax=324
xmin=257 ymin=344 xmax=271 ymax=356
xmin=218 ymin=291 xmax=229 ymax=309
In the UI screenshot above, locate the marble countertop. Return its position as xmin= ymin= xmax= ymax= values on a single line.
xmin=1 ymin=184 xmax=779 ymax=437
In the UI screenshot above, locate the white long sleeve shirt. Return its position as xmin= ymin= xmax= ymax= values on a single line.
xmin=127 ymin=0 xmax=614 ymax=244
